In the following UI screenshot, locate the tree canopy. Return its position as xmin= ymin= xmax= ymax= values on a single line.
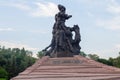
xmin=88 ymin=53 xmax=120 ymax=68
xmin=0 ymin=46 xmax=36 ymax=79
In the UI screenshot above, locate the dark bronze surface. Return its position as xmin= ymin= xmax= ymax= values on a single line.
xmin=43 ymin=4 xmax=81 ymax=57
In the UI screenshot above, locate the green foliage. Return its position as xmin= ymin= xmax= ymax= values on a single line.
xmin=0 ymin=46 xmax=36 ymax=79
xmin=97 ymin=58 xmax=113 ymax=66
xmin=37 ymin=51 xmax=44 ymax=58
xmin=79 ymin=51 xmax=87 ymax=57
xmin=110 ymin=56 xmax=120 ymax=68
xmin=0 ymin=78 xmax=6 ymax=80
xmin=87 ymin=53 xmax=120 ymax=68
xmin=88 ymin=54 xmax=99 ymax=61
xmin=0 ymin=67 xmax=8 ymax=79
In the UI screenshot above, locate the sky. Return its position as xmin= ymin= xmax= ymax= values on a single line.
xmin=0 ymin=0 xmax=120 ymax=59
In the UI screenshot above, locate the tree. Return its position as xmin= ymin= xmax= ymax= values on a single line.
xmin=37 ymin=51 xmax=44 ymax=58
xmin=88 ymin=54 xmax=99 ymax=61
xmin=79 ymin=51 xmax=87 ymax=57
xmin=0 ymin=67 xmax=8 ymax=79
xmin=0 ymin=46 xmax=36 ymax=79
xmin=113 ymin=57 xmax=120 ymax=68
xmin=97 ymin=58 xmax=113 ymax=66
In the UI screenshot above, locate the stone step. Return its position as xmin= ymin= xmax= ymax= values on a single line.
xmin=12 ymin=74 xmax=120 ymax=80
xmin=29 ymin=72 xmax=120 ymax=76
xmin=36 ymin=65 xmax=102 ymax=70
xmin=42 ymin=63 xmax=96 ymax=66
xmin=11 ymin=76 xmax=120 ymax=80
xmin=34 ymin=67 xmax=113 ymax=73
xmin=14 ymin=72 xmax=120 ymax=77
xmin=30 ymin=71 xmax=120 ymax=74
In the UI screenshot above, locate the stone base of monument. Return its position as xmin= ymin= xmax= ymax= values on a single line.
xmin=51 ymin=51 xmax=74 ymax=57
xmin=11 ymin=55 xmax=120 ymax=80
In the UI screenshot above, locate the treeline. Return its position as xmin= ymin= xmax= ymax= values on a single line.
xmin=0 ymin=46 xmax=36 ymax=80
xmin=80 ymin=52 xmax=120 ymax=68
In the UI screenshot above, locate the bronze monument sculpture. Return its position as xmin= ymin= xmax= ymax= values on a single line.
xmin=43 ymin=4 xmax=81 ymax=57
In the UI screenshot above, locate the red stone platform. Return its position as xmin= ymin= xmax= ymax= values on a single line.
xmin=11 ymin=55 xmax=120 ymax=80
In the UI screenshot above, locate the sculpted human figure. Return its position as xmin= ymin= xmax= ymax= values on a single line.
xmin=72 ymin=25 xmax=81 ymax=55
xmin=43 ymin=4 xmax=81 ymax=57
xmin=53 ymin=4 xmax=72 ymax=30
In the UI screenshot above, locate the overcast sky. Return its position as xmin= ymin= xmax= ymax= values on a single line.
xmin=0 ymin=0 xmax=120 ymax=58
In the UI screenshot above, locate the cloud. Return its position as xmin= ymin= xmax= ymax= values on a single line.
xmin=0 ymin=41 xmax=38 ymax=51
xmin=0 ymin=28 xmax=14 ymax=31
xmin=0 ymin=40 xmax=39 ymax=57
xmin=30 ymin=2 xmax=58 ymax=17
xmin=115 ymin=44 xmax=120 ymax=49
xmin=107 ymin=5 xmax=120 ymax=15
xmin=0 ymin=1 xmax=30 ymax=11
xmin=94 ymin=0 xmax=120 ymax=30
xmin=10 ymin=3 xmax=31 ymax=11
xmin=0 ymin=1 xmax=58 ymax=17
xmin=87 ymin=12 xmax=94 ymax=17
xmin=96 ymin=16 xmax=120 ymax=30
xmin=106 ymin=1 xmax=120 ymax=15
xmin=29 ymin=30 xmax=50 ymax=34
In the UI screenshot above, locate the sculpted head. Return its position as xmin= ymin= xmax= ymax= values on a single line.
xmin=73 ymin=25 xmax=79 ymax=31
xmin=58 ymin=4 xmax=66 ymax=12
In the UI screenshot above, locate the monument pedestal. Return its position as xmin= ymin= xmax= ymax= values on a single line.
xmin=11 ymin=55 xmax=120 ymax=80
xmin=51 ymin=51 xmax=74 ymax=57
